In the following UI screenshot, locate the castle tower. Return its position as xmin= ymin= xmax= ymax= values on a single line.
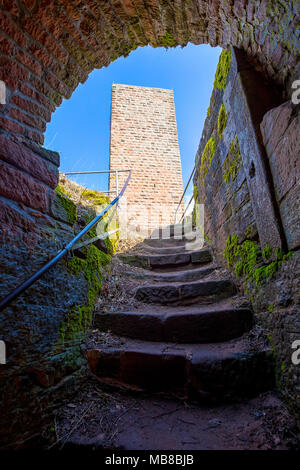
xmin=109 ymin=84 xmax=184 ymax=238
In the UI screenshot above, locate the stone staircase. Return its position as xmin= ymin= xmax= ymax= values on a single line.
xmin=86 ymin=226 xmax=275 ymax=402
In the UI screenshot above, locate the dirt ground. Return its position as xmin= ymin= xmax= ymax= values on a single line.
xmin=45 ymin=375 xmax=299 ymax=451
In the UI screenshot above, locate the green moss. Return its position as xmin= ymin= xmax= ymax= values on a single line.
xmin=81 ymin=189 xmax=110 ymax=207
xmin=60 ymin=245 xmax=111 ymax=346
xmin=159 ymin=31 xmax=176 ymax=48
xmin=244 ymin=225 xmax=255 ymax=239
xmin=200 ymin=137 xmax=216 ymax=185
xmin=214 ymin=49 xmax=231 ymax=91
xmin=223 ymin=135 xmax=242 ymax=184
xmin=262 ymin=244 xmax=272 ymax=261
xmin=193 ymin=184 xmax=198 ymax=201
xmin=268 ymin=304 xmax=275 ymax=313
xmin=217 ymin=103 xmax=228 ymax=139
xmin=266 ymin=333 xmax=275 ymax=355
xmin=223 ymin=234 xmax=240 ymax=268
xmin=223 ymin=234 xmax=294 ymax=287
xmin=55 ymin=185 xmax=77 ymax=224
xmin=83 ymin=207 xmax=119 ymax=256
xmin=83 ymin=212 xmax=98 ymax=239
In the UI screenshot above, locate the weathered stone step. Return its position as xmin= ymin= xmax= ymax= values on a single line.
xmin=94 ymin=303 xmax=253 ymax=343
xmin=118 ymin=249 xmax=212 ymax=270
xmin=151 ymin=224 xmax=186 ymax=238
xmin=121 ymin=264 xmax=216 ymax=283
xmin=141 ymin=239 xmax=208 ymax=255
xmin=87 ymin=337 xmax=274 ymax=402
xmin=143 ymin=236 xmax=195 ymax=249
xmin=141 ymin=244 xmax=191 ymax=254
xmin=134 ymin=279 xmax=236 ymax=305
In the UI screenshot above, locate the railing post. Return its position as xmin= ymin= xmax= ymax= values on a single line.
xmin=115 ymin=170 xmax=119 ymax=210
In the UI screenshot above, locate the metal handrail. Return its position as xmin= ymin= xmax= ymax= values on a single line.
xmin=174 ymin=166 xmax=195 ymax=224
xmin=63 ymin=169 xmax=130 ymax=196
xmin=0 ymin=169 xmax=131 ymax=312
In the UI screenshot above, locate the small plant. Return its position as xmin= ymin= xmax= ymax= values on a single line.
xmin=217 ymin=103 xmax=228 ymax=139
xmin=214 ymin=49 xmax=231 ymax=90
xmin=262 ymin=244 xmax=272 ymax=261
xmin=223 ymin=135 xmax=242 ymax=184
xmin=81 ymin=189 xmax=110 ymax=207
xmin=200 ymin=137 xmax=216 ymax=185
xmin=55 ymin=185 xmax=77 ymax=224
xmin=193 ymin=184 xmax=198 ymax=201
xmin=160 ymin=31 xmax=176 ymax=48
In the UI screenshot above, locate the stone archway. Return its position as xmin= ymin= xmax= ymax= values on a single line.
xmin=0 ymin=0 xmax=299 ymax=147
xmin=0 ymin=0 xmax=298 ymax=239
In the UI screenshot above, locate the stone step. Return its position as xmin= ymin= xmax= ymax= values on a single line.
xmin=94 ymin=302 xmax=253 ymax=343
xmin=86 ymin=337 xmax=274 ymax=402
xmin=141 ymin=244 xmax=191 ymax=255
xmin=121 ymin=264 xmax=216 ymax=283
xmin=141 ymin=239 xmax=207 ymax=255
xmin=134 ymin=279 xmax=236 ymax=305
xmin=143 ymin=236 xmax=195 ymax=248
xmin=151 ymin=224 xmax=186 ymax=238
xmin=118 ymin=249 xmax=212 ymax=270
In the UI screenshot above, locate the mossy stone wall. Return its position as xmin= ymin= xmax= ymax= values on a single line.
xmin=193 ymin=46 xmax=300 ymax=428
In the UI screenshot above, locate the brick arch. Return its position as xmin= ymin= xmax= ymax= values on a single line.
xmin=0 ymin=0 xmax=299 ymax=147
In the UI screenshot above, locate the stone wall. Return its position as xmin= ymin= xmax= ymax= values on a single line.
xmin=194 ymin=47 xmax=300 ymax=426
xmin=261 ymin=101 xmax=300 ymax=251
xmin=109 ymin=84 xmax=184 ymax=236
xmin=0 ymin=155 xmax=113 ymax=449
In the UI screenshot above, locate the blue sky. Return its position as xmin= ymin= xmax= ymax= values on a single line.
xmin=44 ymin=43 xmax=221 ymax=196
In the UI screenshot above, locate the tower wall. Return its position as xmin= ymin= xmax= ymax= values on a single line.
xmin=109 ymin=84 xmax=184 ymax=238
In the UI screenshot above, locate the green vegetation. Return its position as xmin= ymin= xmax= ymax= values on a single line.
xmin=160 ymin=31 xmax=176 ymax=48
xmin=200 ymin=137 xmax=216 ymax=185
xmin=268 ymin=304 xmax=274 ymax=313
xmin=217 ymin=103 xmax=228 ymax=139
xmin=55 ymin=185 xmax=77 ymax=224
xmin=223 ymin=234 xmax=294 ymax=288
xmin=81 ymin=190 xmax=119 ymax=255
xmin=83 ymin=210 xmax=119 ymax=256
xmin=223 ymin=135 xmax=242 ymax=184
xmin=81 ymin=189 xmax=110 ymax=207
xmin=59 ymin=245 xmax=111 ymax=345
xmin=262 ymin=245 xmax=272 ymax=261
xmin=214 ymin=49 xmax=231 ymax=90
xmin=193 ymin=184 xmax=198 ymax=201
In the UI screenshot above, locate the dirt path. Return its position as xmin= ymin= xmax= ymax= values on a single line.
xmin=47 ymin=376 xmax=298 ymax=451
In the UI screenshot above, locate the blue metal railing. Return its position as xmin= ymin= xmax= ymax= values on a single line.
xmin=174 ymin=166 xmax=195 ymax=224
xmin=0 ymin=169 xmax=131 ymax=312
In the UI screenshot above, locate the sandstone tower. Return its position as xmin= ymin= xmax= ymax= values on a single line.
xmin=109 ymin=84 xmax=184 ymax=238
